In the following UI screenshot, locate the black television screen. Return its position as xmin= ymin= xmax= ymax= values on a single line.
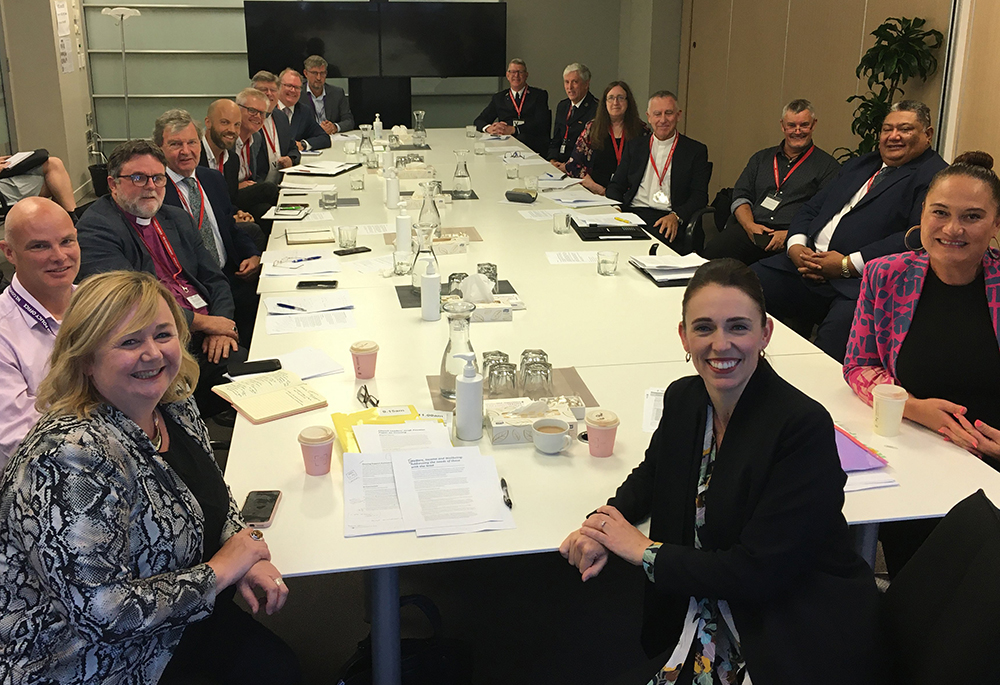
xmin=380 ymin=3 xmax=507 ymax=78
xmin=244 ymin=2 xmax=380 ymax=78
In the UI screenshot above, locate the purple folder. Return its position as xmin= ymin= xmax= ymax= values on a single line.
xmin=836 ymin=426 xmax=889 ymax=472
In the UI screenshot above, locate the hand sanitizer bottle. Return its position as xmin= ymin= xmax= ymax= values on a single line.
xmin=373 ymin=113 xmax=383 ymax=139
xmin=421 ymin=261 xmax=441 ymax=322
xmin=454 ymin=353 xmax=483 ymax=441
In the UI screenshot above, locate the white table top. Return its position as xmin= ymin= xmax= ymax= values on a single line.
xmin=225 ymin=128 xmax=1000 ymax=577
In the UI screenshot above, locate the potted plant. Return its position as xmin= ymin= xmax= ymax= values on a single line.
xmin=836 ymin=16 xmax=943 ymax=160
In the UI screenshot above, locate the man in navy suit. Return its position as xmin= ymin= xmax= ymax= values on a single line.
xmin=153 ymin=109 xmax=261 ymax=342
xmin=548 ymin=63 xmax=599 ymax=169
xmin=752 ymin=100 xmax=947 ymax=361
xmin=276 ymin=68 xmax=331 ymax=152
xmin=474 ymin=59 xmax=550 ymax=156
xmin=606 ymin=90 xmax=710 ymax=253
xmin=303 ymin=55 xmax=355 ymax=134
xmin=251 ymin=70 xmax=299 ymax=181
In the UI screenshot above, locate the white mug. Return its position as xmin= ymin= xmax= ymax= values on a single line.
xmin=532 ymin=419 xmax=571 ymax=454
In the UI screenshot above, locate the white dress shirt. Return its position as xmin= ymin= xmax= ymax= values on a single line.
xmin=632 ymin=133 xmax=675 ymax=211
xmin=166 ymin=166 xmax=228 ymax=268
xmin=200 ymin=135 xmax=230 ymax=173
xmin=0 ymin=275 xmax=69 ymax=467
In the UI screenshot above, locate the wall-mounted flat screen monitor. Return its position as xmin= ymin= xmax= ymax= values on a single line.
xmin=380 ymin=2 xmax=507 ymax=78
xmin=244 ymin=2 xmax=380 ymax=78
xmin=244 ymin=1 xmax=507 ymax=79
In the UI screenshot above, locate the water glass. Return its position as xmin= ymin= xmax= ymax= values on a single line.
xmin=505 ymin=165 xmax=519 ymax=180
xmin=522 ymin=362 xmax=554 ymax=400
xmin=350 ymin=175 xmax=365 ymax=191
xmin=466 ymin=125 xmax=477 ymax=138
xmin=523 ymin=175 xmax=538 ymax=192
xmin=488 ymin=362 xmax=517 ymax=398
xmin=474 ymin=142 xmax=486 ymax=156
xmin=448 ymin=272 xmax=468 ymax=295
xmin=553 ymin=212 xmax=572 ymax=235
xmin=597 ymin=251 xmax=619 ymax=276
xmin=320 ymin=189 xmax=338 ymax=209
xmin=338 ymin=225 xmax=359 ymax=249
xmin=481 ymin=350 xmax=509 ymax=384
xmin=393 ymin=250 xmax=412 ymax=276
xmin=477 ymin=263 xmax=498 ymax=294
xmin=388 ymin=134 xmax=400 ymax=149
xmin=518 ymin=349 xmax=548 ymax=390
xmin=344 ymin=140 xmax=359 ymax=156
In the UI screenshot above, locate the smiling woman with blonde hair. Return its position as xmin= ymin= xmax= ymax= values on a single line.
xmin=0 ymin=270 xmax=299 ymax=684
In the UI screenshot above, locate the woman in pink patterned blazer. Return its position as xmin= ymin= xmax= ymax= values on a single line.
xmin=844 ymin=151 xmax=1000 ymax=574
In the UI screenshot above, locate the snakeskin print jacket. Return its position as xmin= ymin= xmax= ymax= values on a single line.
xmin=0 ymin=396 xmax=245 ymax=684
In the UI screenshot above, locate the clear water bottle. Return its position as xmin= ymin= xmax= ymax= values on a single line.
xmin=439 ymin=301 xmax=477 ymax=399
xmin=452 ymin=150 xmax=472 ymax=199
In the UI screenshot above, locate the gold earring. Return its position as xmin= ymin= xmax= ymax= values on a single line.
xmin=903 ymin=226 xmax=923 ymax=252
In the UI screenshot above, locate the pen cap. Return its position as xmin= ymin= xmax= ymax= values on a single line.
xmin=453 ymin=352 xmax=477 ymax=378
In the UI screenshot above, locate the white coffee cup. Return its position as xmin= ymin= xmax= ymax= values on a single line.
xmin=872 ymin=384 xmax=908 ymax=437
xmin=532 ymin=418 xmax=572 ymax=454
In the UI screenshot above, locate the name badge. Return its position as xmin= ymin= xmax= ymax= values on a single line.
xmin=652 ymin=190 xmax=669 ymax=205
xmin=560 ymin=143 xmax=567 ymax=155
xmin=187 ymin=293 xmax=209 ymax=309
xmin=760 ymin=194 xmax=781 ymax=211
xmin=513 ymin=119 xmax=525 ymax=127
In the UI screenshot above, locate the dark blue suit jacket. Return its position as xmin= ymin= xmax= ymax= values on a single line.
xmin=253 ymin=113 xmax=301 ymax=182
xmin=279 ymin=102 xmax=331 ymax=150
xmin=761 ymin=146 xmax=947 ymax=298
xmin=162 ymin=168 xmax=261 ymax=275
xmin=304 ymin=83 xmax=355 ymax=133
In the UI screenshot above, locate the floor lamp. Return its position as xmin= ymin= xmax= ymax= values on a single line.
xmin=100 ymin=7 xmax=140 ymax=140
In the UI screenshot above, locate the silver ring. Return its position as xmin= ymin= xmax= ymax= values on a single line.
xmin=601 ymin=520 xmax=607 ymax=529
xmin=249 ymin=529 xmax=264 ymax=541
xmin=274 ymin=577 xmax=285 ymax=587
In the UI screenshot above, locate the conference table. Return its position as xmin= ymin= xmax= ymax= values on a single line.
xmin=225 ymin=128 xmax=1000 ymax=685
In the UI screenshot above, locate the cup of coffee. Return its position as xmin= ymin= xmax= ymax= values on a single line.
xmin=532 ymin=419 xmax=572 ymax=454
xmin=872 ymin=384 xmax=908 ymax=437
xmin=350 ymin=340 xmax=379 ymax=379
xmin=585 ymin=409 xmax=620 ymax=457
xmin=298 ymin=425 xmax=335 ymax=475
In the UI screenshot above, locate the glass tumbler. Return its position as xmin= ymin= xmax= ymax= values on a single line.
xmin=488 ymin=362 xmax=517 ymax=398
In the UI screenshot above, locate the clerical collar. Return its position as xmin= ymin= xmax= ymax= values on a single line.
xmin=652 ymin=133 xmax=677 ymax=146
xmin=123 ymin=210 xmax=152 ymax=227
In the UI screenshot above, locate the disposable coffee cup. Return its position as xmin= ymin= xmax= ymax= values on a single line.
xmin=350 ymin=340 xmax=379 ymax=379
xmin=585 ymin=409 xmax=620 ymax=457
xmin=298 ymin=425 xmax=335 ymax=476
xmin=872 ymin=384 xmax=908 ymax=437
xmin=532 ymin=419 xmax=572 ymax=454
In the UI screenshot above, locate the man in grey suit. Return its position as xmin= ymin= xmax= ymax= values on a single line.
xmin=303 ymin=55 xmax=355 ymax=134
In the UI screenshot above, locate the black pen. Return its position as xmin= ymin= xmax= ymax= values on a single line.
xmin=500 ymin=478 xmax=512 ymax=509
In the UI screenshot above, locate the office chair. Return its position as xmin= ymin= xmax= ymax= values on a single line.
xmin=880 ymin=489 xmax=1000 ymax=684
xmin=671 ymin=163 xmax=715 ymax=255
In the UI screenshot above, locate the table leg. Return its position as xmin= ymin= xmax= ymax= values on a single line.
xmin=853 ymin=523 xmax=879 ymax=569
xmin=370 ymin=567 xmax=401 ymax=685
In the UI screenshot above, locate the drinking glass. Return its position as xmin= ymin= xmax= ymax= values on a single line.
xmin=474 ymin=142 xmax=486 ymax=156
xmin=597 ymin=251 xmax=619 ymax=276
xmin=344 ymin=140 xmax=359 ymax=156
xmin=350 ymin=175 xmax=365 ymax=191
xmin=466 ymin=125 xmax=477 ymax=138
xmin=505 ymin=166 xmax=519 ymax=180
xmin=320 ymin=189 xmax=338 ymax=209
xmin=523 ymin=175 xmax=538 ymax=192
xmin=553 ymin=212 xmax=572 ymax=235
xmin=488 ymin=362 xmax=517 ymax=398
xmin=477 ymin=263 xmax=498 ymax=294
xmin=522 ymin=362 xmax=554 ymax=400
xmin=338 ymin=225 xmax=358 ymax=249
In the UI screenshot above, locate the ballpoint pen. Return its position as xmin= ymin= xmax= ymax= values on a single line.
xmin=276 ymin=303 xmax=307 ymax=311
xmin=500 ymin=478 xmax=512 ymax=509
xmin=289 ymin=255 xmax=322 ymax=263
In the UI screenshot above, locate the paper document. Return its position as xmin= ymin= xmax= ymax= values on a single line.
xmin=844 ymin=471 xmax=899 ymax=492
xmin=352 ymin=422 xmax=453 ymax=454
xmin=343 ymin=453 xmax=407 ymax=536
xmin=261 ymin=248 xmax=341 ymax=277
xmin=537 ymin=172 xmax=584 ymax=190
xmin=629 ymin=254 xmax=708 ymax=270
xmin=264 ymin=291 xmax=354 ymax=315
xmin=390 ymin=448 xmax=514 ymax=536
xmin=348 ymin=255 xmax=395 ymax=274
xmin=356 ymin=223 xmax=393 ymax=235
xmin=642 ymin=388 xmax=667 ymax=432
xmin=264 ymin=310 xmax=356 ymax=335
xmin=273 ymin=347 xmax=343 ymax=379
xmin=518 ymin=208 xmax=577 ymax=221
xmin=332 ymin=132 xmax=361 ymax=141
xmin=547 ymin=188 xmax=622 ymax=207
xmin=280 ymin=180 xmax=339 ymax=191
xmin=281 ymin=161 xmax=357 ymax=175
xmin=575 ymin=212 xmax=646 ymax=226
xmin=546 ymin=251 xmax=599 ymax=264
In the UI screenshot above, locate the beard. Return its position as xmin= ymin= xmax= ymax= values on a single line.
xmin=209 ymin=126 xmax=236 ymax=151
xmin=117 ymin=192 xmax=162 ymax=219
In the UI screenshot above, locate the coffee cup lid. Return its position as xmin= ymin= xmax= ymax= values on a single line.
xmin=298 ymin=425 xmax=335 ymax=445
xmin=872 ymin=384 xmax=908 ymax=401
xmin=585 ymin=409 xmax=619 ymax=428
xmin=350 ymin=340 xmax=379 ymax=354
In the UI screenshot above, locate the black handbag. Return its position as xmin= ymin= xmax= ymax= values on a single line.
xmin=336 ymin=594 xmax=473 ymax=685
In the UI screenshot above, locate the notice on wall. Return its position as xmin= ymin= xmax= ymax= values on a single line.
xmin=59 ymin=36 xmax=74 ymax=74
xmin=55 ymin=1 xmax=71 ymax=36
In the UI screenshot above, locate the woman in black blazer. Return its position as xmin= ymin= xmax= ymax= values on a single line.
xmin=561 ymin=259 xmax=878 ymax=684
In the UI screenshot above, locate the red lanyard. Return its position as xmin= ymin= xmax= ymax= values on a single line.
xmin=133 ymin=218 xmax=185 ymax=283
xmin=865 ymin=167 xmax=886 ymax=193
xmin=169 ymin=176 xmax=205 ymax=231
xmin=562 ymin=104 xmax=575 ymax=143
xmin=217 ymin=153 xmax=224 ymax=173
xmin=610 ymin=127 xmax=624 ymax=164
xmin=262 ymin=119 xmax=277 ymax=155
xmin=509 ymin=88 xmax=527 ymax=118
xmin=649 ymin=134 xmax=679 ymax=188
xmin=239 ymin=139 xmax=252 ymax=180
xmin=773 ymin=145 xmax=814 ymax=190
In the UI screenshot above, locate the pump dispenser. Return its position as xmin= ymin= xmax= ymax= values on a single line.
xmin=420 ymin=261 xmax=441 ymax=321
xmin=373 ymin=113 xmax=383 ymax=139
xmin=453 ymin=353 xmax=483 ymax=441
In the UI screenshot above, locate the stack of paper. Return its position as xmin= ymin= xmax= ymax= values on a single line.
xmin=280 ymin=161 xmax=360 ymax=176
xmin=212 ymin=370 xmax=327 ymax=424
xmin=573 ymin=212 xmax=646 ymax=226
xmin=343 ymin=447 xmax=516 ymax=537
xmin=260 ymin=248 xmax=341 ymax=277
xmin=628 ymin=253 xmax=707 ymax=284
xmin=546 ymin=188 xmax=621 ymax=207
xmin=264 ymin=309 xmax=356 ymax=335
xmin=836 ymin=426 xmax=898 ymax=492
xmin=263 ymin=291 xmax=354 ymax=315
xmin=537 ymin=172 xmax=584 ymax=190
xmin=546 ymin=251 xmax=599 ymax=264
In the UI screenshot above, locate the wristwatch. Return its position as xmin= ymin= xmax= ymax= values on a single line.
xmin=841 ymin=255 xmax=852 ymax=279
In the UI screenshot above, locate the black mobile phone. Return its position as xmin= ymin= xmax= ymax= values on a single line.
xmin=296 ymin=280 xmax=339 ymax=289
xmin=752 ymin=232 xmax=773 ymax=248
xmin=333 ymin=246 xmax=372 ymax=256
xmin=241 ymin=490 xmax=281 ymax=528
xmin=228 ymin=359 xmax=281 ymax=377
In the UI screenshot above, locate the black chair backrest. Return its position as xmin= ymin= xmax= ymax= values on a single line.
xmin=711 ymin=187 xmax=733 ymax=233
xmin=881 ymin=489 xmax=1000 ymax=684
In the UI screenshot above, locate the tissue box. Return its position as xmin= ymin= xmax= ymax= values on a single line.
xmin=485 ymin=398 xmax=578 ymax=445
xmin=471 ymin=302 xmax=513 ymax=322
xmin=432 ymin=236 xmax=469 ymax=254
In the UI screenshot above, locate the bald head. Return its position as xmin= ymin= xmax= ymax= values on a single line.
xmin=0 ymin=197 xmax=79 ymax=301
xmin=204 ymin=99 xmax=241 ymax=152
